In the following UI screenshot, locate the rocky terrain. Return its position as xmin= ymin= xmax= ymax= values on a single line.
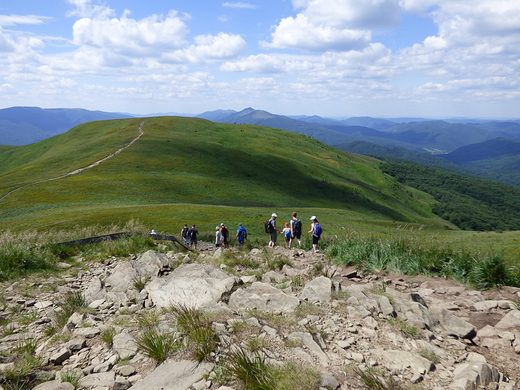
xmin=1 ymin=241 xmax=520 ymax=390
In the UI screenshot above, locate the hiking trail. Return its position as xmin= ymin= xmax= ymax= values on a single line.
xmin=0 ymin=121 xmax=145 ymax=203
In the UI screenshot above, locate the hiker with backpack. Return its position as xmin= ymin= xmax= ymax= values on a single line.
xmin=265 ymin=213 xmax=280 ymax=248
xmin=220 ymin=223 xmax=229 ymax=247
xmin=236 ymin=223 xmax=247 ymax=247
xmin=188 ymin=224 xmax=199 ymax=249
xmin=289 ymin=211 xmax=302 ymax=248
xmin=181 ymin=224 xmax=190 ymax=244
xmin=308 ymin=216 xmax=322 ymax=253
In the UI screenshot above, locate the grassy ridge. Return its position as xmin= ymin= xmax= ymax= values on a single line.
xmin=0 ymin=116 xmax=448 ymax=234
xmin=0 ymin=119 xmax=143 ymax=195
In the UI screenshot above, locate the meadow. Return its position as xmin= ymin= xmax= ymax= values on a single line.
xmin=0 ymin=116 xmax=518 ymax=284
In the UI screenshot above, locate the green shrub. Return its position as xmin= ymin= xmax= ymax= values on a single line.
xmin=470 ymin=255 xmax=518 ymax=289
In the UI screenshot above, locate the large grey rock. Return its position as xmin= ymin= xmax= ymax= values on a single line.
xmin=301 ymin=276 xmax=332 ymax=304
xmin=146 ymin=263 xmax=237 ymax=309
xmin=106 ymin=262 xmax=139 ymax=293
xmin=80 ymin=372 xmax=115 ymax=388
xmin=128 ymin=360 xmax=212 ymax=390
xmin=431 ymin=307 xmax=476 ymax=339
xmin=372 ymin=349 xmax=434 ymax=375
xmin=33 ymin=381 xmax=75 ymax=390
xmin=113 ymin=331 xmax=138 ymax=360
xmin=83 ymin=276 xmax=106 ymax=304
xmin=228 ymin=282 xmax=300 ymax=313
xmin=494 ymin=310 xmax=520 ymax=331
xmin=287 ymin=332 xmax=329 ymax=366
xmin=450 ymin=360 xmax=500 ymax=390
xmin=134 ymin=250 xmax=166 ymax=278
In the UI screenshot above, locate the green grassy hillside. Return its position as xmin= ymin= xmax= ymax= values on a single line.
xmin=0 ymin=116 xmax=450 ymax=235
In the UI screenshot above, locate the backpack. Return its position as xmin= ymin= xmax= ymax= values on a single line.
xmin=264 ymin=219 xmax=274 ymax=233
xmin=292 ymin=219 xmax=302 ymax=235
xmin=221 ymin=226 xmax=229 ymax=239
xmin=237 ymin=227 xmax=247 ymax=240
xmin=181 ymin=227 xmax=189 ymax=238
xmin=314 ymin=223 xmax=322 ymax=236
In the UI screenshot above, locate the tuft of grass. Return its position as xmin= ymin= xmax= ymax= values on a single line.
xmin=135 ymin=328 xmax=180 ymax=364
xmin=60 ymin=369 xmax=83 ymax=388
xmin=133 ymin=276 xmax=151 ymax=292
xmin=352 ymin=366 xmax=401 ymax=390
xmin=55 ymin=291 xmax=90 ymax=328
xmin=224 ymin=348 xmax=274 ymax=390
xmin=271 ymin=362 xmax=321 ymax=390
xmin=386 ymin=317 xmax=421 ymax=339
xmin=246 ymin=336 xmax=270 ymax=353
xmin=2 ymin=338 xmax=44 ymax=390
xmin=169 ymin=305 xmax=219 ymax=362
xmin=417 ymin=348 xmax=441 ymax=364
xmin=137 ymin=310 xmax=160 ymax=329
xmin=220 ymin=251 xmax=260 ymax=269
xmin=101 ymin=326 xmax=118 ymax=347
xmin=266 ymin=255 xmax=292 ymax=271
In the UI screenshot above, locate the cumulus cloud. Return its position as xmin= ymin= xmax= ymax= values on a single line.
xmin=263 ymin=0 xmax=400 ymax=52
xmin=72 ymin=11 xmax=189 ymax=57
xmin=163 ymin=32 xmax=248 ymax=63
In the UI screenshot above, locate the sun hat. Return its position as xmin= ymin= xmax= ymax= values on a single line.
xmin=238 ymin=223 xmax=243 ymax=226
xmin=272 ymin=213 xmax=277 ymax=217
xmin=220 ymin=223 xmax=225 ymax=226
xmin=310 ymin=216 xmax=317 ymax=221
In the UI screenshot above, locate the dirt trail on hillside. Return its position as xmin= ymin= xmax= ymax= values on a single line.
xmin=0 ymin=121 xmax=145 ymax=203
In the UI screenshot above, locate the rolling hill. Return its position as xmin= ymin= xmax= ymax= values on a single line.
xmin=0 ymin=106 xmax=133 ymax=145
xmin=0 ymin=116 xmax=444 ymax=233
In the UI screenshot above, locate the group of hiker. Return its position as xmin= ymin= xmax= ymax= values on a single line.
xmin=179 ymin=212 xmax=322 ymax=252
xmin=265 ymin=212 xmax=322 ymax=253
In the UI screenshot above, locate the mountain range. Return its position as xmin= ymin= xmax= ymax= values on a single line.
xmin=2 ymin=106 xmax=520 ymax=188
xmin=0 ymin=106 xmax=133 ymax=145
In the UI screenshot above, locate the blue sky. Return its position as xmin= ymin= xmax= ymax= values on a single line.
xmin=1 ymin=0 xmax=519 ymax=118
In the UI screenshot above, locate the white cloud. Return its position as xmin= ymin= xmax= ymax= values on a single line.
xmin=72 ymin=11 xmax=189 ymax=57
xmin=261 ymin=13 xmax=371 ymax=52
xmin=65 ymin=0 xmax=115 ymax=18
xmin=0 ymin=28 xmax=16 ymax=52
xmin=263 ymin=0 xmax=400 ymax=52
xmin=222 ymin=2 xmax=257 ymax=9
xmin=0 ymin=15 xmax=51 ymax=26
xmin=162 ymin=32 xmax=247 ymax=63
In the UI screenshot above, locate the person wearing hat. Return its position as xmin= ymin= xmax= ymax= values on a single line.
xmin=308 ymin=216 xmax=322 ymax=253
xmin=267 ymin=213 xmax=280 ymax=248
xmin=236 ymin=223 xmax=247 ymax=247
xmin=220 ymin=223 xmax=229 ymax=247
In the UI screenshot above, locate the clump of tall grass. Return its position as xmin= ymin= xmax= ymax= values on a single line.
xmin=223 ymin=348 xmax=274 ymax=390
xmin=169 ymin=305 xmax=219 ymax=362
xmin=326 ymin=233 xmax=520 ymax=289
xmin=1 ymin=338 xmax=44 ymax=390
xmin=220 ymin=347 xmax=321 ymax=390
xmin=55 ymin=291 xmax=91 ymax=328
xmin=352 ymin=366 xmax=401 ymax=390
xmin=135 ymin=328 xmax=180 ymax=364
